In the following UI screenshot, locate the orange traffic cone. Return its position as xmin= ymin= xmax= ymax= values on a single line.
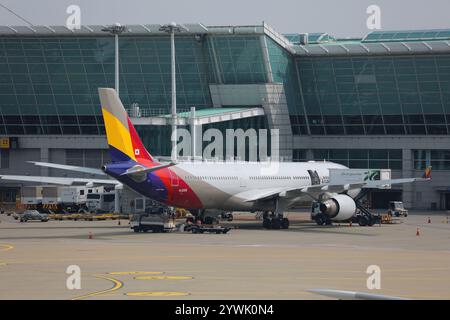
xmin=88 ymin=232 xmax=93 ymax=239
xmin=416 ymin=227 xmax=420 ymax=236
xmin=428 ymin=217 xmax=431 ymax=224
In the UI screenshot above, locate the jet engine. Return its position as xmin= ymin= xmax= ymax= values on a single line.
xmin=319 ymin=194 xmax=356 ymax=221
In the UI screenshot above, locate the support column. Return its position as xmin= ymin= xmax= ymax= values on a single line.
xmin=306 ymin=149 xmax=314 ymax=161
xmin=402 ymin=148 xmax=414 ymax=209
xmin=40 ymin=148 xmax=49 ymax=176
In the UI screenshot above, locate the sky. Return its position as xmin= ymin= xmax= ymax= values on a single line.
xmin=0 ymin=0 xmax=449 ymax=38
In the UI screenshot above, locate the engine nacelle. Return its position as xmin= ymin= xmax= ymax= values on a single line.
xmin=319 ymin=194 xmax=356 ymax=221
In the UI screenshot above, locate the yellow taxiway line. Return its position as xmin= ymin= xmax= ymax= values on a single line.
xmin=108 ymin=271 xmax=163 ymax=276
xmin=134 ymin=276 xmax=193 ymax=280
xmin=0 ymin=244 xmax=14 ymax=252
xmin=71 ymin=274 xmax=123 ymax=300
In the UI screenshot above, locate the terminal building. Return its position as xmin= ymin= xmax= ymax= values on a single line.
xmin=0 ymin=23 xmax=450 ymax=210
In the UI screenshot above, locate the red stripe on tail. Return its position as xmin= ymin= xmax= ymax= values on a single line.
xmin=127 ymin=118 xmax=154 ymax=164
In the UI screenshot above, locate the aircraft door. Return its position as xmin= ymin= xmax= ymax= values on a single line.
xmin=307 ymin=170 xmax=321 ymax=185
xmin=169 ymin=169 xmax=179 ymax=187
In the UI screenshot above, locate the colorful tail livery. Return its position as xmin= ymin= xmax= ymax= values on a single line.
xmin=98 ymin=88 xmax=201 ymax=208
xmin=98 ymin=88 xmax=153 ymax=164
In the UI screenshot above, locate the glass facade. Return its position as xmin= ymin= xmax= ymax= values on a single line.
xmin=0 ymin=34 xmax=267 ymax=135
xmin=0 ymin=29 xmax=449 ymax=141
xmin=66 ymin=148 xmax=110 ymax=168
xmin=414 ymin=149 xmax=450 ymax=170
xmin=207 ymin=36 xmax=267 ymax=84
xmin=293 ymin=149 xmax=402 ymax=169
xmin=137 ymin=116 xmax=268 ymax=157
xmin=294 ymin=55 xmax=450 ymax=135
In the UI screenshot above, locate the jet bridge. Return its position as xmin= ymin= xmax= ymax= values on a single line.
xmin=329 ymin=168 xmax=392 ymax=189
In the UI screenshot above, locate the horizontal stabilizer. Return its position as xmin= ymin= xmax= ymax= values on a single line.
xmin=120 ymin=162 xmax=176 ymax=176
xmin=28 ymin=161 xmax=105 ymax=176
xmin=0 ymin=175 xmax=119 ymax=186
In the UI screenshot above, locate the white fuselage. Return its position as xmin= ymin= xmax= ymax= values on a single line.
xmin=168 ymin=160 xmax=349 ymax=211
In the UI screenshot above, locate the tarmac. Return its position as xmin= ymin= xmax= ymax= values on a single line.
xmin=0 ymin=211 xmax=449 ymax=300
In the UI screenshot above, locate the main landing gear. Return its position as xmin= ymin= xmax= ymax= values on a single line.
xmin=314 ymin=213 xmax=332 ymax=226
xmin=262 ymin=211 xmax=290 ymax=230
xmin=262 ymin=198 xmax=291 ymax=230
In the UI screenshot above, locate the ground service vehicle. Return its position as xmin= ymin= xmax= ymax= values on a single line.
xmin=20 ymin=210 xmax=48 ymax=222
xmin=388 ymin=201 xmax=408 ymax=217
xmin=130 ymin=205 xmax=175 ymax=233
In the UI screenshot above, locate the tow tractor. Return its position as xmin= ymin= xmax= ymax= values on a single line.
xmin=130 ymin=206 xmax=176 ymax=233
xmin=183 ymin=223 xmax=231 ymax=234
xmin=388 ymin=201 xmax=408 ymax=217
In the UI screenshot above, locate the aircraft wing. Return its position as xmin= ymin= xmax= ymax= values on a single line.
xmin=239 ymin=178 xmax=430 ymax=203
xmin=307 ymin=289 xmax=410 ymax=300
xmin=233 ymin=187 xmax=289 ymax=202
xmin=0 ymin=175 xmax=119 ymax=186
xmin=28 ymin=161 xmax=106 ymax=176
xmin=363 ymin=177 xmax=428 ymax=188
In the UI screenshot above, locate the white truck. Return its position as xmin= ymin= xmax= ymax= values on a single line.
xmin=42 ymin=186 xmax=88 ymax=205
xmin=85 ymin=186 xmax=116 ymax=213
xmin=20 ymin=186 xmax=93 ymax=213
xmin=21 ymin=186 xmax=43 ymax=205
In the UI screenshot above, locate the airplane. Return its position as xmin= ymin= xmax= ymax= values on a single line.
xmin=307 ymin=289 xmax=410 ymax=300
xmin=0 ymin=88 xmax=431 ymax=229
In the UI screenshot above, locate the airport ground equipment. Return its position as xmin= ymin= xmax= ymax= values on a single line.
xmin=310 ymin=169 xmax=395 ymax=227
xmin=378 ymin=213 xmax=393 ymax=224
xmin=19 ymin=210 xmax=48 ymax=222
xmin=85 ymin=186 xmax=117 ymax=213
xmin=46 ymin=212 xmax=123 ymax=221
xmin=130 ymin=205 xmax=176 ymax=233
xmin=20 ymin=186 xmax=43 ymax=206
xmin=388 ymin=201 xmax=408 ymax=217
xmin=18 ymin=185 xmax=116 ymax=214
xmin=184 ymin=224 xmax=231 ymax=234
xmin=218 ymin=211 xmax=234 ymax=221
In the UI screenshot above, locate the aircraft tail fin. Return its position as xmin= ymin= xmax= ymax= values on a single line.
xmin=98 ymin=88 xmax=154 ymax=164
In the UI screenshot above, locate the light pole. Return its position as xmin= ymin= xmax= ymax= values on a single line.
xmin=102 ymin=23 xmax=127 ymax=95
xmin=102 ymin=23 xmax=126 ymax=213
xmin=159 ymin=22 xmax=187 ymax=161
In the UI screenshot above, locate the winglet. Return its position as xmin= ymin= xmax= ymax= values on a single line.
xmin=422 ymin=166 xmax=432 ymax=179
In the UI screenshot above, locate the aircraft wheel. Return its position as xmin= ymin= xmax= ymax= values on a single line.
xmin=358 ymin=216 xmax=368 ymax=226
xmin=262 ymin=218 xmax=271 ymax=229
xmin=281 ymin=218 xmax=289 ymax=229
xmin=271 ymin=218 xmax=281 ymax=230
xmin=204 ymin=216 xmax=214 ymax=225
xmin=315 ymin=216 xmax=325 ymax=226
